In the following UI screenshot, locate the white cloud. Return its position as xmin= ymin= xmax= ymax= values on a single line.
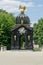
xmin=26 ymin=2 xmax=34 ymax=7
xmin=0 ymin=0 xmax=43 ymax=15
xmin=0 ymin=0 xmax=34 ymax=13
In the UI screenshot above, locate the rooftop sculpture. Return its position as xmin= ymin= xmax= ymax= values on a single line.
xmin=16 ymin=5 xmax=30 ymax=24
xmin=19 ymin=5 xmax=26 ymax=12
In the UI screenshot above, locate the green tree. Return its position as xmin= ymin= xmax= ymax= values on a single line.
xmin=0 ymin=9 xmax=15 ymax=49
xmin=33 ymin=18 xmax=43 ymax=46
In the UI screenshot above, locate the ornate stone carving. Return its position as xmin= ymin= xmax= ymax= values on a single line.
xmin=28 ymin=35 xmax=30 ymax=40
xmin=14 ymin=35 xmax=16 ymax=41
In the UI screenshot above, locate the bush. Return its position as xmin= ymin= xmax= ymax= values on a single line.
xmin=0 ymin=9 xmax=15 ymax=49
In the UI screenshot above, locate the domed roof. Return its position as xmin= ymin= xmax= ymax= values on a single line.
xmin=16 ymin=12 xmax=30 ymax=24
xmin=16 ymin=5 xmax=30 ymax=24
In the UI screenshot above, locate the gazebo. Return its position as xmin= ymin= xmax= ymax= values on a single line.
xmin=11 ymin=5 xmax=33 ymax=50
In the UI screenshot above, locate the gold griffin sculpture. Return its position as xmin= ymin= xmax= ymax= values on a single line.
xmin=19 ymin=5 xmax=26 ymax=12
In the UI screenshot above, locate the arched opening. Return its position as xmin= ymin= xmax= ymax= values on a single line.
xmin=19 ymin=34 xmax=25 ymax=49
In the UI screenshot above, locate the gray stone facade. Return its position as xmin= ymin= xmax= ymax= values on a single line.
xmin=11 ymin=8 xmax=33 ymax=50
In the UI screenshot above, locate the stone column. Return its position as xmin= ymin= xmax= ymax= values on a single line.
xmin=17 ymin=33 xmax=20 ymax=49
xmin=30 ymin=30 xmax=33 ymax=49
xmin=11 ymin=34 xmax=14 ymax=50
xmin=30 ymin=34 xmax=33 ymax=49
xmin=15 ymin=35 xmax=19 ymax=49
xmin=24 ymin=33 xmax=28 ymax=49
xmin=15 ymin=32 xmax=20 ymax=49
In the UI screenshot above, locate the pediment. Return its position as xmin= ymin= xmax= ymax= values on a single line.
xmin=11 ymin=25 xmax=33 ymax=32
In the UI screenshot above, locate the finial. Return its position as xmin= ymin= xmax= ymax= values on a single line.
xmin=19 ymin=5 xmax=26 ymax=12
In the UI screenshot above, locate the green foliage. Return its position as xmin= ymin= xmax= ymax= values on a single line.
xmin=0 ymin=9 xmax=15 ymax=49
xmin=33 ymin=18 xmax=43 ymax=47
xmin=19 ymin=34 xmax=25 ymax=49
xmin=33 ymin=47 xmax=40 ymax=51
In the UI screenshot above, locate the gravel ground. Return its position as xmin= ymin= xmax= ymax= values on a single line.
xmin=0 ymin=50 xmax=43 ymax=65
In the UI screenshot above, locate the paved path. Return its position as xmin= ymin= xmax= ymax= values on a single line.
xmin=0 ymin=51 xmax=43 ymax=65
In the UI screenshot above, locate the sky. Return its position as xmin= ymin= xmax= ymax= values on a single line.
xmin=0 ymin=0 xmax=43 ymax=26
